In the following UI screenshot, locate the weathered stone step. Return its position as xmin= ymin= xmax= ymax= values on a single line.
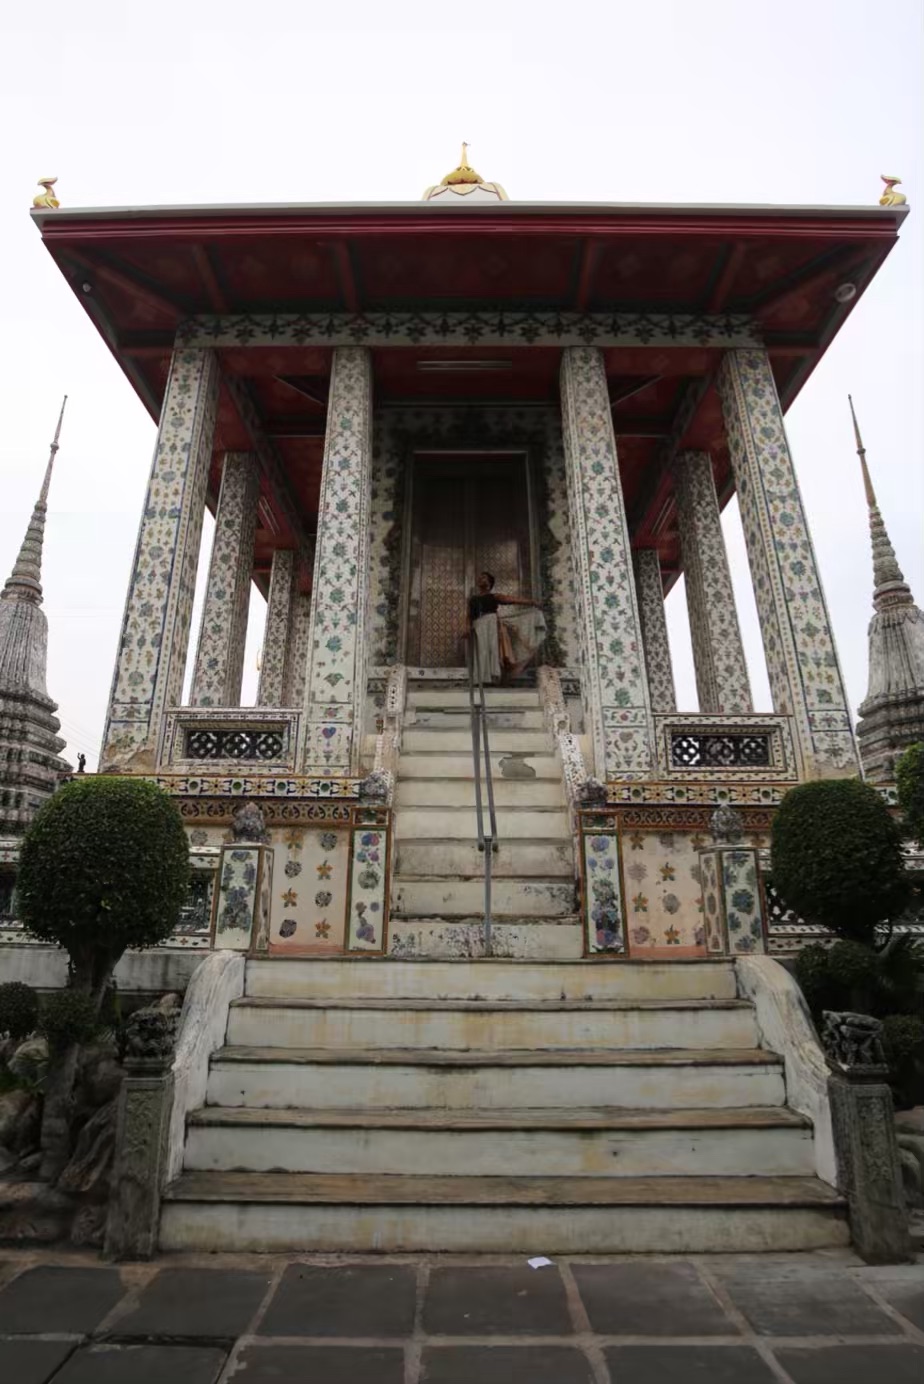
xmin=396 ymin=778 xmax=566 ymax=808
xmin=225 ymin=996 xmax=758 ymax=1051
xmin=395 ymin=806 xmax=571 ymax=840
xmin=407 ymin=688 xmax=541 ymax=708
xmin=206 ymin=1045 xmax=786 ymax=1111
xmin=391 ymin=876 xmax=575 ymax=919
xmin=243 ymin=957 xmax=739 ymax=1002
xmin=160 ymin=1172 xmax=848 ymax=1254
xmin=403 ymin=728 xmax=551 ymax=753
xmin=184 ymin=1104 xmax=814 ymax=1179
xmin=408 ymin=708 xmax=546 ymax=729
xmin=394 ymin=838 xmax=575 ymax=879
xmin=387 ymin=918 xmax=584 ymax=960
xmin=398 ymin=752 xmax=561 ymax=779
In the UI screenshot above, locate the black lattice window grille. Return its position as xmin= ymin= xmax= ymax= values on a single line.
xmin=763 ymin=879 xmax=802 ymax=927
xmin=176 ymin=872 xmax=214 ymax=935
xmin=185 ymin=727 xmax=285 ymax=761
xmin=669 ymin=731 xmax=772 ymax=769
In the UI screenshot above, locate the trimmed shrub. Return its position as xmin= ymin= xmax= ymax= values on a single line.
xmin=0 ymin=981 xmax=39 ymax=1042
xmin=40 ymin=990 xmax=100 ymax=1054
xmin=770 ymin=779 xmax=908 ymax=942
xmin=16 ymin=777 xmax=189 ymax=1007
xmin=897 ymin=742 xmax=924 ymax=843
xmin=882 ymin=1013 xmax=924 ymax=1107
xmin=793 ymin=944 xmax=836 ymax=1015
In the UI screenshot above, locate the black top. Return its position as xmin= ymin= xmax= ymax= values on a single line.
xmin=469 ymin=592 xmax=500 ymax=621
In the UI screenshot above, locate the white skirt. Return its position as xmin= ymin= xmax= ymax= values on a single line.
xmin=473 ymin=606 xmax=547 ymax=683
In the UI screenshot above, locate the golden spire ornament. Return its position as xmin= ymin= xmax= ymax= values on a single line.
xmin=32 ymin=177 xmax=60 ymax=210
xmin=879 ymin=176 xmax=907 ymax=207
xmin=441 ymin=142 xmax=484 ymax=187
xmin=422 ymin=143 xmax=509 ymax=202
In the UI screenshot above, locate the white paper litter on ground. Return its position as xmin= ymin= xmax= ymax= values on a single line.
xmin=527 ymin=1256 xmax=553 ymax=1269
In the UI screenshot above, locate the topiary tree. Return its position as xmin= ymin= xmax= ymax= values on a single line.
xmin=16 ymin=777 xmax=189 ymax=1009
xmin=0 ymin=981 xmax=39 ymax=1043
xmin=770 ymin=778 xmax=908 ymax=943
xmin=897 ymin=742 xmax=924 ymax=844
xmin=15 ymin=777 xmax=189 ymax=1177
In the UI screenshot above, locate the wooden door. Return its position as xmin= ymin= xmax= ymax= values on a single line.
xmin=405 ymin=455 xmax=532 ymax=667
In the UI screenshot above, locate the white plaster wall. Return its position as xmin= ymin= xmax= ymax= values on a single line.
xmin=0 ymin=944 xmax=203 ymax=994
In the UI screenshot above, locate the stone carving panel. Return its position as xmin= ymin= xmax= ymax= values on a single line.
xmin=674 ymin=450 xmax=753 ymax=714
xmin=560 ymin=347 xmax=654 ymax=777
xmin=633 ymin=549 xmax=677 ymax=713
xmin=303 ymin=348 xmax=373 ymax=773
xmin=717 ymin=350 xmax=858 ymax=775
xmin=190 ymin=452 xmax=258 ymax=707
xmin=101 ymin=348 xmax=220 ymax=770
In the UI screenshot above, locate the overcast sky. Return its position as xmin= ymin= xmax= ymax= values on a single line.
xmin=1 ymin=0 xmax=921 ymax=769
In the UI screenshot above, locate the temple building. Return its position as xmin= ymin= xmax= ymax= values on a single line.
xmin=0 ymin=401 xmax=71 ymax=836
xmin=6 ymin=156 xmax=917 ymax=1255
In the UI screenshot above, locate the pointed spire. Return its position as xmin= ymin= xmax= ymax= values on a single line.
xmin=3 ymin=396 xmax=66 ymax=605
xmin=849 ymin=394 xmax=910 ymax=611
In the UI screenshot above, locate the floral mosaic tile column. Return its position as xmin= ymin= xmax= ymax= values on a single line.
xmin=717 ymin=350 xmax=858 ymax=775
xmin=100 ymin=347 xmax=220 ymax=772
xmin=189 ymin=452 xmax=259 ymax=707
xmin=674 ymin=450 xmax=753 ymax=714
xmin=302 ymin=347 xmax=373 ymax=773
xmin=257 ymin=549 xmax=295 ymax=707
xmin=284 ymin=588 xmax=312 ymax=707
xmin=560 ymin=347 xmax=654 ymax=778
xmin=698 ymin=845 xmax=767 ymax=955
xmin=633 ymin=549 xmax=677 ymax=713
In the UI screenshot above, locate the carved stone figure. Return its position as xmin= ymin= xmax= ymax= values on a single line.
xmin=359 ymin=770 xmax=391 ymax=804
xmin=123 ymin=1003 xmax=179 ymax=1071
xmin=231 ymin=801 xmax=269 ymax=844
xmin=710 ymin=803 xmax=744 ymax=845
xmin=822 ymin=1010 xmax=888 ymax=1072
xmin=577 ymin=777 xmax=607 ymax=808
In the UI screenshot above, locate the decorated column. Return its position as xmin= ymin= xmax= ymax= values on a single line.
xmin=189 ymin=452 xmax=258 ymax=707
xmin=257 ymin=549 xmax=295 ymax=707
xmin=717 ymin=350 xmax=858 ymax=776
xmin=284 ymin=586 xmax=312 ymax=707
xmin=101 ymin=348 xmax=220 ymax=771
xmin=560 ymin=347 xmax=654 ymax=778
xmin=674 ymin=450 xmax=753 ymax=714
xmin=302 ymin=347 xmax=373 ymax=773
xmin=633 ymin=549 xmax=677 ymax=713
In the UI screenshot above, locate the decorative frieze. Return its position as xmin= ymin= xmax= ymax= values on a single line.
xmin=675 ymin=450 xmax=753 ymax=714
xmin=257 ymin=549 xmax=296 ymax=707
xmin=101 ymin=348 xmax=220 ymax=772
xmin=633 ymin=550 xmax=677 ymax=713
xmin=560 ymin=347 xmax=654 ymax=778
xmin=189 ymin=452 xmax=258 ymax=708
xmin=302 ymin=347 xmax=373 ymax=774
xmin=178 ymin=311 xmax=761 ymax=352
xmin=717 ymin=349 xmax=858 ymax=776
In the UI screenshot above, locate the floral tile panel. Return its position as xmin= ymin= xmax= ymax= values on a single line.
xmin=269 ymin=827 xmax=350 ymax=955
xmin=699 ymin=851 xmax=724 ymax=954
xmin=582 ymin=831 xmax=626 ymax=955
xmin=721 ymin=847 xmax=766 ymax=955
xmin=347 ymin=827 xmax=388 ymax=953
xmin=213 ymin=846 xmax=264 ymax=951
xmin=622 ymin=830 xmax=708 ymax=958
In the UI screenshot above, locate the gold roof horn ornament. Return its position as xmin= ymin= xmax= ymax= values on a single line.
xmin=879 ymin=176 xmax=907 ymax=207
xmin=33 ymin=177 xmax=60 ymax=210
xmin=422 ymin=143 xmax=509 ymax=203
xmin=441 ymin=142 xmax=484 ymax=188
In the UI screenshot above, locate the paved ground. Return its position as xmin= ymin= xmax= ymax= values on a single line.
xmin=0 ymin=1249 xmax=922 ymax=1383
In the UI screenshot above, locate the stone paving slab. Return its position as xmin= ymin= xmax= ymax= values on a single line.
xmin=51 ymin=1342 xmax=228 ymax=1384
xmin=868 ymin=1276 xmax=924 ymax=1331
xmin=717 ymin=1264 xmax=901 ymax=1336
xmin=0 ymin=1338 xmax=77 ymax=1384
xmin=421 ymin=1343 xmax=596 ymax=1383
xmin=774 ymin=1342 xmax=924 ymax=1384
xmin=573 ymin=1260 xmax=734 ymax=1335
xmin=259 ymin=1263 xmax=417 ymax=1337
xmin=232 ymin=1343 xmax=406 ymax=1382
xmin=0 ymin=1265 xmax=127 ymax=1334
xmin=423 ymin=1264 xmax=573 ymax=1335
xmin=604 ymin=1343 xmax=779 ymax=1383
xmin=104 ymin=1267 xmax=271 ymax=1342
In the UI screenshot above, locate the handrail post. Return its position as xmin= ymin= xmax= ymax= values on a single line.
xmin=467 ymin=629 xmax=499 ymax=956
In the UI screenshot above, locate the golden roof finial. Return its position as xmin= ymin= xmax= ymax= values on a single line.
xmin=32 ymin=177 xmax=60 ymax=210
xmin=849 ymin=394 xmax=877 ymax=509
xmin=441 ymin=142 xmax=484 ymax=187
xmin=879 ymin=175 xmax=907 ymax=207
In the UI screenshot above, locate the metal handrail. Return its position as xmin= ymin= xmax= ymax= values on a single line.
xmin=467 ymin=632 xmax=499 ymax=955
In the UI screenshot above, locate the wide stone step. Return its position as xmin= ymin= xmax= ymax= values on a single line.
xmin=396 ymin=778 xmax=566 ymax=808
xmin=388 ymin=919 xmax=585 ymax=960
xmin=160 ymin=1172 xmax=848 ymax=1254
xmin=398 ymin=752 xmax=561 ymax=780
xmin=391 ymin=876 xmax=575 ymax=919
xmin=395 ymin=838 xmax=575 ymax=879
xmin=206 ymin=1045 xmax=786 ymax=1111
xmin=403 ymin=728 xmax=551 ymax=753
xmin=408 ymin=708 xmax=546 ymax=729
xmin=225 ymin=996 xmax=759 ymax=1052
xmin=407 ymin=688 xmax=541 ymax=708
xmin=243 ymin=957 xmax=739 ymax=1003
xmin=395 ymin=806 xmax=571 ymax=840
xmin=185 ymin=1104 xmax=814 ymax=1179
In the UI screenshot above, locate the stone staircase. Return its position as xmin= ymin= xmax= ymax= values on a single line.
xmin=160 ymin=956 xmax=847 ymax=1253
xmin=389 ymin=681 xmax=582 ymax=958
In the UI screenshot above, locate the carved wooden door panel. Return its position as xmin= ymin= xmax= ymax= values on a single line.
xmin=405 ymin=455 xmax=531 ymax=667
